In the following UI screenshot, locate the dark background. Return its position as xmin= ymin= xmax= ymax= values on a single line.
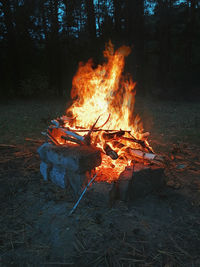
xmin=0 ymin=0 xmax=200 ymax=100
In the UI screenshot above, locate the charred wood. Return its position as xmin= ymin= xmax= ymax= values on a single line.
xmin=119 ymin=136 xmax=153 ymax=152
xmin=102 ymin=130 xmax=125 ymax=140
xmin=103 ymin=143 xmax=118 ymax=160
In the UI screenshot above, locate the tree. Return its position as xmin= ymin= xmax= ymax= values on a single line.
xmin=125 ymin=0 xmax=145 ymax=89
xmin=156 ymin=0 xmax=172 ymax=89
xmin=185 ymin=0 xmax=197 ymax=68
xmin=85 ymin=0 xmax=96 ymax=41
xmin=48 ymin=0 xmax=62 ymax=96
xmin=1 ymin=0 xmax=21 ymax=96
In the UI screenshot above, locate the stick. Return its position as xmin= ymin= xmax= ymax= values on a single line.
xmin=50 ymin=127 xmax=85 ymax=142
xmin=117 ymin=136 xmax=153 ymax=153
xmin=95 ymin=113 xmax=110 ymax=129
xmin=102 ymin=130 xmax=125 ymax=140
xmin=47 ymin=130 xmax=60 ymax=145
xmin=55 ymin=128 xmax=132 ymax=133
xmin=25 ymin=138 xmax=44 ymax=144
xmin=128 ymin=148 xmax=164 ymax=165
xmin=84 ymin=116 xmax=101 ymax=145
xmin=61 ymin=135 xmax=83 ymax=145
xmin=128 ymin=148 xmax=156 ymax=160
xmin=0 ymin=144 xmax=17 ymax=148
xmin=51 ymin=120 xmax=60 ymax=127
xmin=68 ymin=173 xmax=98 ymax=216
xmin=103 ymin=143 xmax=118 ymax=160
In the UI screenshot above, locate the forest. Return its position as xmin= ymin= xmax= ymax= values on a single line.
xmin=1 ymin=0 xmax=200 ymax=100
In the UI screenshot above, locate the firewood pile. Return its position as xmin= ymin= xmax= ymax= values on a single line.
xmin=41 ymin=115 xmax=164 ymax=167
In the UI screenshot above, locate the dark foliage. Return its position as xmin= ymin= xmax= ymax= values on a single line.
xmin=0 ymin=0 xmax=200 ymax=99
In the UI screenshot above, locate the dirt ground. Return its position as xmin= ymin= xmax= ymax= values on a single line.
xmin=0 ymin=97 xmax=200 ymax=266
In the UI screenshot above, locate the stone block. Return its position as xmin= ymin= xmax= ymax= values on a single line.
xmin=109 ymin=164 xmax=165 ymax=205
xmin=38 ymin=143 xmax=102 ymax=196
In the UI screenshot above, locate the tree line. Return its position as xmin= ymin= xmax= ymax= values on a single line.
xmin=0 ymin=0 xmax=200 ymax=99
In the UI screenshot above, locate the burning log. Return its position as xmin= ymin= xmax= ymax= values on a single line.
xmin=61 ymin=135 xmax=83 ymax=145
xmin=102 ymin=130 xmax=125 ymax=140
xmin=127 ymin=148 xmax=164 ymax=165
xmin=48 ymin=126 xmax=85 ymax=146
xmin=50 ymin=118 xmax=106 ymax=146
xmin=118 ymin=136 xmax=153 ymax=153
xmin=58 ymin=128 xmax=85 ymax=143
xmin=112 ymin=140 xmax=125 ymax=149
xmin=50 ymin=119 xmax=85 ymax=142
xmin=83 ymin=116 xmax=101 ymax=145
xmin=103 ymin=132 xmax=153 ymax=153
xmin=103 ymin=143 xmax=118 ymax=160
xmin=111 ymin=140 xmax=164 ymax=166
xmin=47 ymin=129 xmax=60 ymax=146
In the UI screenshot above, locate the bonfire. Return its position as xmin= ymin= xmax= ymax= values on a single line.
xmin=43 ymin=41 xmax=162 ymax=183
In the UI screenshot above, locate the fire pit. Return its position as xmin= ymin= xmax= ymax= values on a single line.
xmin=38 ymin=41 xmax=165 ymax=207
xmin=38 ymin=142 xmax=101 ymax=196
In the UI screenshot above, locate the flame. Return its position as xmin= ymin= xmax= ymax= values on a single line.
xmin=69 ymin=41 xmax=137 ymax=132
xmin=51 ymin=41 xmax=152 ymax=182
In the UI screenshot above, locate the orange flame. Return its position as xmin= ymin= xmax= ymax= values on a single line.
xmin=69 ymin=41 xmax=137 ymax=132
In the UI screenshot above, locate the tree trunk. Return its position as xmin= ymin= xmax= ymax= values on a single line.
xmin=135 ymin=0 xmax=145 ymax=89
xmin=48 ymin=0 xmax=62 ymax=96
xmin=41 ymin=0 xmax=48 ymax=41
xmin=126 ymin=0 xmax=145 ymax=91
xmin=113 ymin=0 xmax=121 ymax=35
xmin=85 ymin=0 xmax=96 ymax=42
xmin=157 ymin=0 xmax=171 ymax=91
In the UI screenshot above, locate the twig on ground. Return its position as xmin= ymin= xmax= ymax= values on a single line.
xmin=0 ymin=144 xmax=17 ymax=148
xmin=169 ymin=235 xmax=193 ymax=258
xmin=43 ymin=262 xmax=74 ymax=265
xmin=25 ymin=138 xmax=44 ymax=144
xmin=68 ymin=173 xmax=98 ymax=216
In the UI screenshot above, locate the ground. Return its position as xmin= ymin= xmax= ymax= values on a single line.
xmin=0 ymin=97 xmax=200 ymax=266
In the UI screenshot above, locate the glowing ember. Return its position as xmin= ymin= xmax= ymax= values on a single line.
xmin=50 ymin=41 xmax=153 ymax=182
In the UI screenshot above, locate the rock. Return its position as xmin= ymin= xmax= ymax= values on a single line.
xmin=38 ymin=143 xmax=101 ymax=172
